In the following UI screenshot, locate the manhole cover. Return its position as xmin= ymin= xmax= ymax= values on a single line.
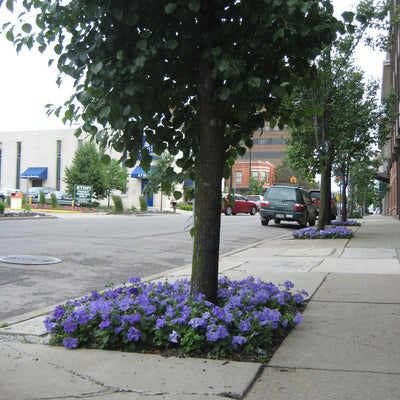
xmin=0 ymin=255 xmax=62 ymax=265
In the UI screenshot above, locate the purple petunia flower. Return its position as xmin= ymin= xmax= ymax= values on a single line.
xmin=43 ymin=316 xmax=57 ymax=332
xmin=99 ymin=319 xmax=111 ymax=329
xmin=74 ymin=308 xmax=90 ymax=325
xmin=62 ymin=317 xmax=77 ymax=333
xmin=127 ymin=327 xmax=141 ymax=341
xmin=293 ymin=313 xmax=303 ymax=324
xmin=63 ymin=337 xmax=78 ymax=349
xmin=231 ymin=335 xmax=247 ymax=349
xmin=128 ymin=277 xmax=141 ymax=284
xmin=52 ymin=306 xmax=65 ymax=319
xmin=188 ymin=317 xmax=207 ymax=329
xmin=169 ymin=330 xmax=180 ymax=343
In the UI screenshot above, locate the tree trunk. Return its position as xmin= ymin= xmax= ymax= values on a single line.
xmin=324 ymin=164 xmax=332 ymax=226
xmin=317 ymin=163 xmax=328 ymax=231
xmin=191 ymin=60 xmax=225 ymax=303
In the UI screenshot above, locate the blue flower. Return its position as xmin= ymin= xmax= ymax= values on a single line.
xmin=99 ymin=319 xmax=111 ymax=329
xmin=169 ymin=330 xmax=180 ymax=343
xmin=43 ymin=316 xmax=57 ymax=332
xmin=127 ymin=327 xmax=141 ymax=342
xmin=52 ymin=306 xmax=65 ymax=319
xmin=189 ymin=317 xmax=207 ymax=329
xmin=62 ymin=317 xmax=77 ymax=333
xmin=63 ymin=337 xmax=78 ymax=349
xmin=293 ymin=313 xmax=303 ymax=324
xmin=231 ymin=335 xmax=247 ymax=349
xmin=74 ymin=308 xmax=90 ymax=325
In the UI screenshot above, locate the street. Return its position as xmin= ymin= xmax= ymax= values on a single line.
xmin=0 ymin=212 xmax=295 ymax=321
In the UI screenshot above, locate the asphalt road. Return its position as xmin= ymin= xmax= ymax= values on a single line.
xmin=0 ymin=211 xmax=296 ymax=321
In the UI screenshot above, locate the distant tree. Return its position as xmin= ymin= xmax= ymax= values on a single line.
xmin=275 ymin=158 xmax=317 ymax=190
xmin=145 ymin=152 xmax=178 ymax=212
xmin=246 ymin=177 xmax=266 ymax=195
xmin=65 ymin=142 xmax=127 ymax=200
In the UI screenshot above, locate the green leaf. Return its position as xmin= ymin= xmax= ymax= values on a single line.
xmin=22 ymin=23 xmax=32 ymax=33
xmin=219 ymin=88 xmax=230 ymax=101
xmin=100 ymin=154 xmax=111 ymax=165
xmin=341 ymin=11 xmax=354 ymax=23
xmin=136 ymin=55 xmax=146 ymax=68
xmin=5 ymin=30 xmax=14 ymax=42
xmin=136 ymin=40 xmax=147 ymax=51
xmin=188 ymin=1 xmax=200 ymax=12
xmin=91 ymin=61 xmax=103 ymax=74
xmin=166 ymin=40 xmax=178 ymax=50
xmin=6 ymin=0 xmax=13 ymax=12
xmin=248 ymin=77 xmax=261 ymax=88
xmin=314 ymin=106 xmax=324 ymax=117
xmin=165 ymin=3 xmax=177 ymax=14
xmin=116 ymin=50 xmax=125 ymax=61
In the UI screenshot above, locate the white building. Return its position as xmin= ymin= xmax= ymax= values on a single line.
xmin=0 ymin=129 xmax=177 ymax=210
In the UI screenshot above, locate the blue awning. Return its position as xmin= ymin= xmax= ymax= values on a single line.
xmin=21 ymin=167 xmax=48 ymax=179
xmin=131 ymin=166 xmax=147 ymax=178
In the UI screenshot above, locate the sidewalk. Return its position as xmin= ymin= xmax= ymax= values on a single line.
xmin=1 ymin=214 xmax=399 ymax=399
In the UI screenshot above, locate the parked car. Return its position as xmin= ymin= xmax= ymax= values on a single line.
xmin=260 ymin=184 xmax=317 ymax=228
xmin=0 ymin=188 xmax=23 ymax=203
xmin=45 ymin=191 xmax=74 ymax=206
xmin=221 ymin=194 xmax=258 ymax=216
xmin=28 ymin=187 xmax=56 ymax=203
xmin=309 ymin=189 xmax=337 ymax=220
xmin=246 ymin=195 xmax=263 ymax=209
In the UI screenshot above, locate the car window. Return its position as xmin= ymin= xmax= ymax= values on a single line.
xmin=309 ymin=191 xmax=320 ymax=200
xmin=266 ymin=187 xmax=297 ymax=201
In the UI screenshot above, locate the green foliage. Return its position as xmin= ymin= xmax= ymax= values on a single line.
xmin=275 ymin=159 xmax=317 ymax=190
xmin=139 ymin=196 xmax=148 ymax=211
xmin=111 ymin=195 xmax=123 ymax=212
xmin=0 ymin=202 xmax=5 ymax=214
xmin=50 ymin=192 xmax=58 ymax=208
xmin=247 ymin=177 xmax=265 ymax=195
xmin=64 ymin=142 xmax=127 ymax=200
xmin=39 ymin=191 xmax=46 ymax=206
xmin=4 ymin=0 xmax=343 ymax=302
xmin=178 ymin=204 xmax=193 ymax=211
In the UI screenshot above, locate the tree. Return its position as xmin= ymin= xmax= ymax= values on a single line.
xmin=286 ymin=0 xmax=388 ymax=229
xmin=104 ymin=159 xmax=129 ymax=207
xmin=65 ymin=142 xmax=127 ymax=201
xmin=3 ymin=0 xmax=340 ymax=302
xmin=246 ymin=177 xmax=266 ymax=196
xmin=275 ymin=158 xmax=318 ymax=190
xmin=145 ymin=152 xmax=177 ymax=212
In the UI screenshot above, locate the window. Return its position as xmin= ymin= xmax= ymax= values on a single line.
xmin=260 ymin=171 xmax=266 ymax=182
xmin=56 ymin=140 xmax=62 ymax=190
xmin=235 ymin=171 xmax=242 ymax=184
xmin=16 ymin=142 xmax=21 ymax=189
xmin=251 ymin=171 xmax=258 ymax=179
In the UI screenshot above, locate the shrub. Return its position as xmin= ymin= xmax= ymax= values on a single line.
xmin=91 ymin=201 xmax=100 ymax=208
xmin=44 ymin=276 xmax=307 ymax=361
xmin=348 ymin=211 xmax=363 ymax=219
xmin=39 ymin=191 xmax=46 ymax=206
xmin=139 ymin=196 xmax=148 ymax=211
xmin=0 ymin=202 xmax=5 ymax=214
xmin=50 ymin=192 xmax=58 ymax=208
xmin=178 ymin=204 xmax=193 ymax=211
xmin=112 ymin=195 xmax=124 ymax=212
xmin=331 ymin=220 xmax=361 ymax=226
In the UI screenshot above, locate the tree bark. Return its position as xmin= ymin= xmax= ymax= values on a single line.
xmin=191 ymin=60 xmax=225 ymax=303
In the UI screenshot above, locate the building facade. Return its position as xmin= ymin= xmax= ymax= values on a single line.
xmin=380 ymin=0 xmax=400 ymax=219
xmin=0 ymin=129 xmax=175 ymax=210
xmin=226 ymin=124 xmax=289 ymax=194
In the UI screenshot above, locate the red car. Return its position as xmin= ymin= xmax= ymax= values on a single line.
xmin=309 ymin=189 xmax=337 ymax=220
xmin=221 ymin=194 xmax=258 ymax=216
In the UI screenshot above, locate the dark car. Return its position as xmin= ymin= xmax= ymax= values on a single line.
xmin=260 ymin=184 xmax=317 ymax=228
xmin=221 ymin=194 xmax=258 ymax=216
xmin=309 ymin=189 xmax=337 ymax=220
xmin=28 ymin=187 xmax=56 ymax=203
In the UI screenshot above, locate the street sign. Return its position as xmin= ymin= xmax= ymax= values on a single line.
xmin=74 ymin=185 xmax=93 ymax=205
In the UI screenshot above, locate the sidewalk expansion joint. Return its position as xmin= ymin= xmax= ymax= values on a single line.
xmin=265 ymin=364 xmax=400 ymax=376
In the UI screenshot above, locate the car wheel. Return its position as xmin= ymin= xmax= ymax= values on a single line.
xmin=225 ymin=206 xmax=233 ymax=216
xmin=309 ymin=216 xmax=316 ymax=226
xmin=261 ymin=219 xmax=269 ymax=226
xmin=250 ymin=206 xmax=257 ymax=215
xmin=298 ymin=213 xmax=308 ymax=228
xmin=274 ymin=219 xmax=281 ymax=224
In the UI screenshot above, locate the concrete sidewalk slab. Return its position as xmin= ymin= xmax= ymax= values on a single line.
xmin=0 ymin=339 xmax=261 ymax=400
xmin=341 ymin=247 xmax=398 ymax=259
xmin=312 ymin=273 xmax=400 ymax=303
xmin=246 ymin=368 xmax=400 ymax=400
xmin=313 ymin=258 xmax=400 ymax=274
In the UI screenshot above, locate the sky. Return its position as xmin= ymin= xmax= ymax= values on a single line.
xmin=0 ymin=0 xmax=387 ymax=133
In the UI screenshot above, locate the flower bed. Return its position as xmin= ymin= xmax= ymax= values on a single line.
xmin=331 ymin=220 xmax=361 ymax=226
xmin=293 ymin=226 xmax=354 ymax=239
xmin=44 ymin=277 xmax=307 ymax=362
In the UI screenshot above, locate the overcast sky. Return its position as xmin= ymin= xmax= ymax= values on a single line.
xmin=0 ymin=0 xmax=387 ymax=133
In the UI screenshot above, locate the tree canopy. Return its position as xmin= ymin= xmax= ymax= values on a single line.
xmin=2 ymin=0 xmax=341 ymax=301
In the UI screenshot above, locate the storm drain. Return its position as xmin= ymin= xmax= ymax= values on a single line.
xmin=0 ymin=255 xmax=62 ymax=265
